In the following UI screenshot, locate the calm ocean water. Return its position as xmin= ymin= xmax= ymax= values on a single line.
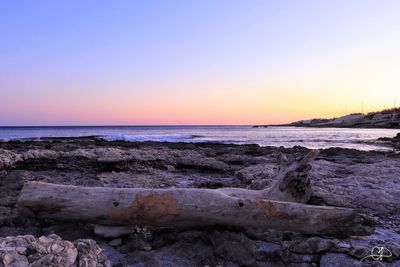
xmin=0 ymin=126 xmax=398 ymax=151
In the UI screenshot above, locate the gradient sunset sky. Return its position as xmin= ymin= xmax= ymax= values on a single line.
xmin=1 ymin=1 xmax=400 ymax=126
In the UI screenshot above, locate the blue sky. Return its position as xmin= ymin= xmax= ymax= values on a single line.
xmin=1 ymin=1 xmax=400 ymax=125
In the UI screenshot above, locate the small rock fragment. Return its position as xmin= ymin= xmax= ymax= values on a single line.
xmin=109 ymin=238 xmax=122 ymax=247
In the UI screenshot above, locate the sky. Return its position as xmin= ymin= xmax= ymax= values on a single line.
xmin=1 ymin=1 xmax=400 ymax=126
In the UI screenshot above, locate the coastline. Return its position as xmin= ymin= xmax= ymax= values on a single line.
xmin=1 ymin=126 xmax=398 ymax=152
xmin=271 ymin=123 xmax=400 ymax=129
xmin=269 ymin=108 xmax=400 ymax=129
xmin=1 ymin=138 xmax=399 ymax=266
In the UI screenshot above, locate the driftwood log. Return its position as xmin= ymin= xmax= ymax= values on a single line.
xmin=219 ymin=149 xmax=318 ymax=203
xmin=17 ymin=150 xmax=374 ymax=236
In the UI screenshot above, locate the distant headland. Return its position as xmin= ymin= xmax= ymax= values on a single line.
xmin=271 ymin=108 xmax=400 ymax=129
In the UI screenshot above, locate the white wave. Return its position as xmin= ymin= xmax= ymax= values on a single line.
xmin=0 ymin=137 xmax=42 ymax=142
xmin=101 ymin=134 xmax=199 ymax=143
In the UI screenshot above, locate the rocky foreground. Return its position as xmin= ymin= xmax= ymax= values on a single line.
xmin=0 ymin=138 xmax=400 ymax=266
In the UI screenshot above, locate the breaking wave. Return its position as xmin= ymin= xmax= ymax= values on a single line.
xmin=0 ymin=126 xmax=397 ymax=151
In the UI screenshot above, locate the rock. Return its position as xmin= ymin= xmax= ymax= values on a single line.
xmin=0 ymin=149 xmax=21 ymax=170
xmin=255 ymin=260 xmax=285 ymax=267
xmin=126 ymin=251 xmax=162 ymax=267
xmin=254 ymin=242 xmax=282 ymax=260
xmin=0 ymin=235 xmax=110 ymax=267
xmin=2 ymin=252 xmax=29 ymax=267
xmin=174 ymin=153 xmax=229 ymax=172
xmin=22 ymin=149 xmax=59 ymax=160
xmin=109 ymin=238 xmax=122 ymax=247
xmin=319 ymin=253 xmax=362 ymax=267
xmin=74 ymin=239 xmax=111 ymax=267
xmin=126 ymin=238 xmax=217 ymax=267
xmin=100 ymin=242 xmax=126 ymax=266
xmin=378 ymin=133 xmax=400 ymax=150
xmin=140 ymin=241 xmax=152 ymax=252
xmin=345 ymin=228 xmax=400 ymax=260
xmin=166 ymin=165 xmax=175 ymax=172
xmin=0 ymin=149 xmax=63 ymax=170
xmin=290 ymin=237 xmax=335 ymax=254
xmin=94 ymin=225 xmax=134 ymax=239
xmin=235 ymin=171 xmax=254 ymax=184
xmin=210 ymin=231 xmax=257 ymax=266
xmin=279 ymin=250 xmax=319 ymax=265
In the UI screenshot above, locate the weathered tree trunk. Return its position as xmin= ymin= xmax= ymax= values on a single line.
xmin=220 ymin=150 xmax=318 ymax=203
xmin=17 ymin=181 xmax=373 ymax=236
xmin=17 ymin=150 xmax=373 ymax=236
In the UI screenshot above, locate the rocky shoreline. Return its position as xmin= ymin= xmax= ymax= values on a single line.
xmin=275 ymin=108 xmax=400 ymax=129
xmin=378 ymin=133 xmax=400 ymax=150
xmin=1 ymin=137 xmax=400 ymax=266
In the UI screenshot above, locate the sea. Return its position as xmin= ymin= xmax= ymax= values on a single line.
xmin=0 ymin=126 xmax=398 ymax=151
